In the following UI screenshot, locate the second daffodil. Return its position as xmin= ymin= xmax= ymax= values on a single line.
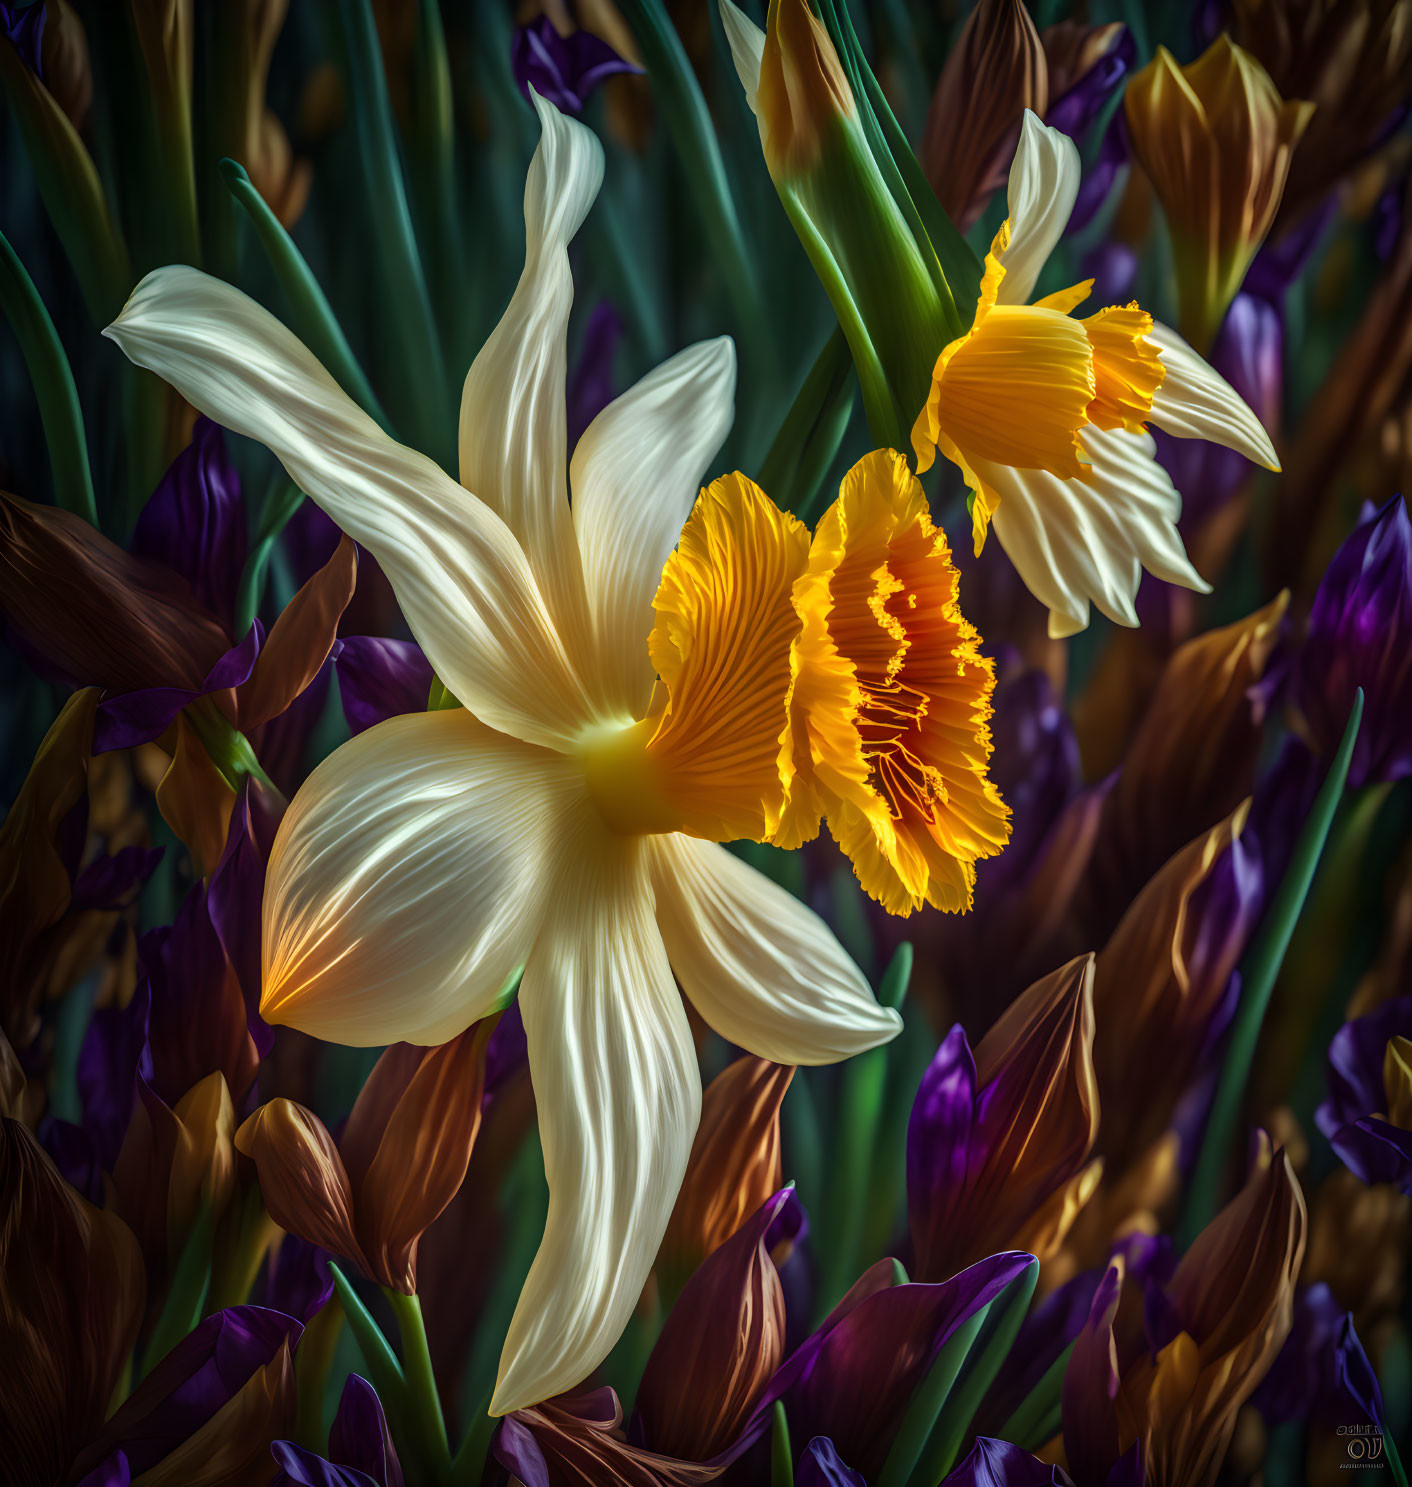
xmin=105 ymin=95 xmax=901 ymax=1415
xmin=910 ymin=110 xmax=1282 ymax=639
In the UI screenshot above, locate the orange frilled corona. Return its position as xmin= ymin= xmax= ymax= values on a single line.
xmin=779 ymin=450 xmax=1011 ymax=914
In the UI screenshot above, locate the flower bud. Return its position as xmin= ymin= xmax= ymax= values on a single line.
xmin=921 ymin=0 xmax=1046 ymax=232
xmin=38 ymin=0 xmax=90 ymax=129
xmin=1297 ymin=495 xmax=1412 ymax=788
xmin=1064 ymin=1136 xmax=1305 ymax=1487
xmin=1124 ymin=36 xmax=1313 ymax=351
xmin=165 ymin=1071 xmax=238 ymax=1254
xmin=658 ymin=1054 xmax=792 ymax=1298
xmin=636 ymin=1188 xmax=790 ymax=1460
xmin=908 ymin=954 xmax=1100 ymax=1281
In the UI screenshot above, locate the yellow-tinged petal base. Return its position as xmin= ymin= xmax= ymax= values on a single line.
xmin=784 ymin=450 xmax=1010 ymax=914
xmin=583 ymin=473 xmax=812 ymax=843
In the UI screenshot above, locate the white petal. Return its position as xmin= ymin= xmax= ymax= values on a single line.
xmin=719 ymin=0 xmax=765 ymax=115
xmin=458 ymin=93 xmax=603 ymax=663
xmin=106 ymin=267 xmax=592 ymax=751
xmin=997 ymin=111 xmax=1082 ymax=307
xmin=571 ymin=337 xmax=737 ymax=719
xmin=262 ymin=709 xmax=575 ymax=1047
xmin=980 ymin=427 xmax=1210 ymax=638
xmin=493 ymin=834 xmax=699 ymax=1414
xmin=1148 ymin=322 xmax=1281 ymax=470
xmin=649 ymin=835 xmax=902 ymax=1064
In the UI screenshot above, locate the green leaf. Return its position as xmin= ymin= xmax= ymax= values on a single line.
xmin=876 ymin=1306 xmax=987 ymax=1487
xmin=920 ymin=1259 xmax=1040 ymax=1478
xmin=219 ymin=159 xmax=390 ymax=431
xmin=0 ymin=226 xmax=99 ymax=526
xmin=140 ymin=1203 xmax=215 ymax=1378
xmin=998 ymin=1340 xmax=1075 ymax=1451
xmin=327 ymin=1262 xmax=406 ymax=1406
xmin=1181 ymin=689 xmax=1364 ymax=1244
xmin=757 ymin=327 xmax=857 ymax=520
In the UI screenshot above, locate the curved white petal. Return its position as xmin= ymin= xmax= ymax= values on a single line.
xmin=571 ymin=337 xmax=737 ymax=719
xmin=459 ymin=92 xmax=603 ymax=663
xmin=1148 ymin=322 xmax=1281 ymax=470
xmin=997 ymin=111 xmax=1082 ymax=308
xmin=106 ymin=267 xmax=592 ymax=751
xmin=719 ymin=0 xmax=765 ymax=115
xmin=494 ymin=832 xmax=699 ymax=1414
xmin=649 ymin=835 xmax=902 ymax=1064
xmin=261 ymin=709 xmax=575 ymax=1047
xmin=981 ymin=427 xmax=1210 ymax=639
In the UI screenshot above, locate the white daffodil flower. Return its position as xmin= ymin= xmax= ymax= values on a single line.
xmin=105 ymin=94 xmax=900 ymax=1416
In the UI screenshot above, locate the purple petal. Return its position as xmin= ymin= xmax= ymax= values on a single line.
xmin=93 ymin=623 xmax=261 ymax=753
xmin=567 ymin=300 xmax=625 ymax=454
xmin=511 ymin=16 xmax=639 ymax=117
xmin=330 ymin=1375 xmax=404 ymax=1487
xmin=797 ymin=1437 xmax=868 ymax=1487
xmin=38 ymin=1115 xmax=105 ymax=1203
xmin=72 ymin=1453 xmax=131 ymax=1487
xmin=907 ymin=1025 xmax=977 ymax=1264
xmin=1298 ymin=494 xmax=1412 ymax=787
xmin=270 ymin=1441 xmax=380 ymax=1487
xmin=70 ymin=845 xmax=164 ymax=914
xmin=1334 ymin=1315 xmax=1386 ymax=1430
xmin=778 ymin=1252 xmax=1037 ymax=1479
xmin=335 ymin=636 xmax=433 ymax=735
xmin=77 ymin=983 xmax=151 ymax=1169
xmin=99 ymin=1307 xmax=302 ymax=1476
xmin=484 ymin=1000 xmax=528 ymax=1105
xmin=258 ymin=1235 xmax=337 ymax=1324
xmin=493 ymin=1415 xmax=551 ymax=1487
xmin=132 ymin=418 xmax=247 ymax=627
xmin=943 ymin=1436 xmax=1074 ymax=1486
xmin=0 ymin=1 xmax=45 ymax=76
xmin=1045 ymin=28 xmax=1134 ymax=141
xmin=1253 ymin=1282 xmax=1344 ymax=1424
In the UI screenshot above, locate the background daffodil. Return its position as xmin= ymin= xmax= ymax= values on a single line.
xmin=910 ymin=111 xmax=1283 ymax=640
xmin=104 ymin=93 xmax=901 ymax=1417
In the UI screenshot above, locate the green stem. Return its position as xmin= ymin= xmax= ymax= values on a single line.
xmin=1181 ymin=690 xmax=1364 ymax=1245
xmin=234 ymin=477 xmax=307 ymax=634
xmin=771 ymin=1400 xmax=794 ymax=1487
xmin=386 ymin=1288 xmax=452 ymax=1482
xmin=186 ymin=696 xmax=282 ymax=801
xmin=451 ymin=1384 xmax=497 ymax=1487
xmin=0 ymin=227 xmax=99 ymax=525
xmin=219 ymin=160 xmax=390 ymax=429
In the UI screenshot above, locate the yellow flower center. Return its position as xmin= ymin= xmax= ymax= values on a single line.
xmin=580 ymin=474 xmax=811 ymax=843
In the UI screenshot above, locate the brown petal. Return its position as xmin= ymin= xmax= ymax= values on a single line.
xmin=0 ymin=1118 xmax=145 ymax=1486
xmin=1230 ymin=0 xmax=1412 ymax=232
xmin=0 ymin=688 xmax=96 ymax=1046
xmin=511 ymin=1389 xmax=723 ymax=1487
xmin=1041 ymin=20 xmax=1126 ymax=103
xmin=342 ymin=1017 xmax=495 ymax=1292
xmin=636 ymin=1190 xmax=789 ymax=1461
xmin=1092 ymin=804 xmax=1251 ymax=1180
xmin=1123 ymin=37 xmax=1313 ymax=348
xmin=153 ymin=716 xmax=238 ymax=880
xmin=657 ymin=1055 xmax=793 ymax=1298
xmin=1082 ymin=593 xmax=1286 ymax=942
xmin=921 ymin=0 xmax=1048 ymax=231
xmin=0 ymin=491 xmax=230 ymax=693
xmin=234 ymin=1098 xmax=367 ymax=1274
xmin=0 ymin=1028 xmax=24 ymax=1118
xmin=166 ymin=1072 xmax=238 ymax=1255
xmin=236 ymin=533 xmax=357 ymax=731
xmin=1136 ymin=1137 xmax=1306 ymax=1487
